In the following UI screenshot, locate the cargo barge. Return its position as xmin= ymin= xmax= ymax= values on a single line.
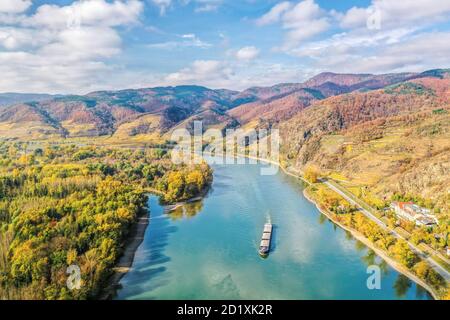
xmin=259 ymin=222 xmax=273 ymax=256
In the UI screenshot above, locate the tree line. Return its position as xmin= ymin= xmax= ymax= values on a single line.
xmin=0 ymin=142 xmax=212 ymax=299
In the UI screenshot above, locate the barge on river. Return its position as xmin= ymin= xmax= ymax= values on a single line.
xmin=259 ymin=222 xmax=273 ymax=256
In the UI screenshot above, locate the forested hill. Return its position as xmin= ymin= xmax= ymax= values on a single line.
xmin=0 ymin=69 xmax=448 ymax=141
xmin=279 ymin=76 xmax=450 ymax=215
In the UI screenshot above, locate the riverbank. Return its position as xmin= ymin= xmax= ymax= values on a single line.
xmin=232 ymin=153 xmax=311 ymax=186
xmin=101 ymin=183 xmax=211 ymax=300
xmin=163 ymin=183 xmax=211 ymax=213
xmin=164 ymin=196 xmax=203 ymax=213
xmin=99 ymin=211 xmax=150 ymax=300
xmin=236 ymin=153 xmax=442 ymax=299
xmin=303 ymin=188 xmax=439 ymax=300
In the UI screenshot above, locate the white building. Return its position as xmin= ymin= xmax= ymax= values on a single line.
xmin=391 ymin=202 xmax=438 ymax=226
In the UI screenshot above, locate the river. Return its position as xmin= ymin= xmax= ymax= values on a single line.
xmin=116 ymin=160 xmax=431 ymax=300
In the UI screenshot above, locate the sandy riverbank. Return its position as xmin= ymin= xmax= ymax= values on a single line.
xmin=163 ymin=196 xmax=204 ymax=213
xmin=303 ymin=188 xmax=439 ymax=300
xmin=101 ymin=185 xmax=211 ymax=299
xmin=99 ymin=212 xmax=150 ymax=300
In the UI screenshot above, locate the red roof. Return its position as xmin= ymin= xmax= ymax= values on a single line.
xmin=395 ymin=201 xmax=413 ymax=210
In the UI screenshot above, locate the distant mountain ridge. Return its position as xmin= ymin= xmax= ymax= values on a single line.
xmin=0 ymin=93 xmax=58 ymax=107
xmin=0 ymin=68 xmax=449 ymax=140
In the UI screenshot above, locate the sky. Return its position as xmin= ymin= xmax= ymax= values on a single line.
xmin=0 ymin=0 xmax=450 ymax=94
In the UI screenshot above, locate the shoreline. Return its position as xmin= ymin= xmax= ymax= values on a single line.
xmin=101 ymin=185 xmax=211 ymax=300
xmin=240 ymin=153 xmax=440 ymax=299
xmin=234 ymin=153 xmax=441 ymax=299
xmin=302 ymin=188 xmax=439 ymax=300
xmin=99 ymin=211 xmax=150 ymax=300
xmin=163 ymin=184 xmax=211 ymax=213
xmin=163 ymin=196 xmax=203 ymax=213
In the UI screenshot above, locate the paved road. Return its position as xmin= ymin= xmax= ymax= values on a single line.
xmin=322 ymin=179 xmax=450 ymax=283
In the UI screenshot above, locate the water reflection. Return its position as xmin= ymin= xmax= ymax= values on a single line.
xmin=394 ymin=275 xmax=412 ymax=298
xmin=345 ymin=230 xmax=353 ymax=241
xmin=360 ymin=250 xmax=389 ymax=275
xmin=318 ymin=213 xmax=327 ymax=225
xmin=317 ymin=216 xmax=430 ymax=300
xmin=361 ymin=249 xmax=377 ymax=266
xmin=167 ymin=200 xmax=204 ymax=220
xmin=415 ymin=284 xmax=428 ymax=299
xmin=354 ymin=240 xmax=366 ymax=252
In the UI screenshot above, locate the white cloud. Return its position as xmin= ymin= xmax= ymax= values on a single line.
xmin=0 ymin=0 xmax=143 ymax=94
xmin=281 ymin=0 xmax=329 ymax=49
xmin=284 ymin=18 xmax=328 ymax=45
xmin=282 ymin=0 xmax=322 ymax=28
xmin=257 ymin=0 xmax=450 ymax=78
xmin=40 ymin=27 xmax=121 ymax=61
xmin=290 ymin=28 xmax=416 ymax=58
xmin=287 ymin=0 xmax=450 ymax=74
xmin=147 ymin=33 xmax=211 ymax=49
xmin=340 ymin=0 xmax=450 ymax=29
xmin=179 ymin=0 xmax=222 ymax=13
xmin=0 ymin=27 xmax=51 ymax=50
xmin=235 ymin=46 xmax=259 ymax=61
xmin=257 ymin=0 xmax=329 ymax=49
xmin=26 ymin=0 xmax=143 ymax=28
xmin=165 ymin=60 xmax=231 ymax=84
xmin=289 ymin=31 xmax=450 ymax=74
xmin=0 ymin=50 xmax=114 ymax=93
xmin=351 ymin=32 xmax=450 ymax=73
xmin=195 ymin=4 xmax=217 ymax=13
xmin=163 ymin=59 xmax=307 ymax=90
xmin=339 ymin=6 xmax=369 ymax=29
xmin=255 ymin=1 xmax=292 ymax=26
xmin=0 ymin=0 xmax=31 ymax=14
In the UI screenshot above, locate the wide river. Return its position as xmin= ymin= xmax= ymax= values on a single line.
xmin=116 ymin=160 xmax=431 ymax=300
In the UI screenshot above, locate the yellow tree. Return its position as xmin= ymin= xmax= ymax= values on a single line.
xmin=304 ymin=166 xmax=319 ymax=183
xmin=166 ymin=171 xmax=185 ymax=202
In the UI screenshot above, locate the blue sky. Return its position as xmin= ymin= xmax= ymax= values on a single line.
xmin=0 ymin=0 xmax=450 ymax=93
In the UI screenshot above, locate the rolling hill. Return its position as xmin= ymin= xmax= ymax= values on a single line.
xmin=279 ymin=76 xmax=450 ymax=213
xmin=226 ymin=71 xmax=421 ymax=128
xmin=0 ymin=86 xmax=240 ymax=140
xmin=0 ymin=69 xmax=448 ymax=142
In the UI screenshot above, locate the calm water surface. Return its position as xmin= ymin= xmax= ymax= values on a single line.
xmin=116 ymin=161 xmax=431 ymax=300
